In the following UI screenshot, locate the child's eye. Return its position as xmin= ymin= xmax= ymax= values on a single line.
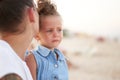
xmin=47 ymin=30 xmax=53 ymax=32
xmin=58 ymin=29 xmax=62 ymax=32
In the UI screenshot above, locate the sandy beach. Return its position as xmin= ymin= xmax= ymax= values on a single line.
xmin=60 ymin=36 xmax=120 ymax=80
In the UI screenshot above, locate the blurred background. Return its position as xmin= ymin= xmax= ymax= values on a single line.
xmin=53 ymin=0 xmax=120 ymax=80
xmin=34 ymin=0 xmax=120 ymax=80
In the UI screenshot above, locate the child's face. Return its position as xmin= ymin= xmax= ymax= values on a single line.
xmin=38 ymin=15 xmax=63 ymax=50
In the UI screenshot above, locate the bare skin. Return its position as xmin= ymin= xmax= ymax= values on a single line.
xmin=25 ymin=53 xmax=37 ymax=80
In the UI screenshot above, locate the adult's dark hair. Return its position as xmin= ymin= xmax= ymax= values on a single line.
xmin=0 ymin=0 xmax=35 ymax=33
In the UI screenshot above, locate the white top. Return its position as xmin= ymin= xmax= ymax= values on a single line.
xmin=0 ymin=40 xmax=33 ymax=80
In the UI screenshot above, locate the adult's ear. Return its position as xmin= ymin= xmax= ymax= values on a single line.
xmin=27 ymin=8 xmax=36 ymax=22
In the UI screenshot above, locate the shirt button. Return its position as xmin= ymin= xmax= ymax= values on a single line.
xmin=54 ymin=76 xmax=58 ymax=80
xmin=54 ymin=64 xmax=58 ymax=68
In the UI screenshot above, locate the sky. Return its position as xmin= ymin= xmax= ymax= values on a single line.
xmin=52 ymin=0 xmax=120 ymax=38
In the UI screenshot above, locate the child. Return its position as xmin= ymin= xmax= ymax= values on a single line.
xmin=25 ymin=1 xmax=69 ymax=80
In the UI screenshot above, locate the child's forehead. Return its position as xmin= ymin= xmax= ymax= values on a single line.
xmin=42 ymin=17 xmax=62 ymax=24
xmin=40 ymin=16 xmax=62 ymax=23
xmin=41 ymin=21 xmax=62 ymax=29
xmin=40 ymin=15 xmax=62 ymax=28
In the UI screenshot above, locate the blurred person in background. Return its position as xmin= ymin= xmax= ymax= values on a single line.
xmin=0 ymin=0 xmax=39 ymax=79
xmin=25 ymin=1 xmax=69 ymax=80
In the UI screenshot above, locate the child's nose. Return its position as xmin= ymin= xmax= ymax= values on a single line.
xmin=53 ymin=30 xmax=59 ymax=36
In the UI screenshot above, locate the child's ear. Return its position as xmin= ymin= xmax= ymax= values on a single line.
xmin=27 ymin=8 xmax=35 ymax=22
xmin=34 ymin=34 xmax=41 ymax=40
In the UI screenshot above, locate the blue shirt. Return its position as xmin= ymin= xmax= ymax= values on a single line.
xmin=32 ymin=45 xmax=68 ymax=80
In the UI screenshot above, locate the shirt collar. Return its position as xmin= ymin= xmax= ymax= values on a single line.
xmin=37 ymin=45 xmax=65 ymax=60
xmin=0 ymin=40 xmax=25 ymax=62
xmin=54 ymin=48 xmax=65 ymax=61
xmin=37 ymin=45 xmax=51 ymax=57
